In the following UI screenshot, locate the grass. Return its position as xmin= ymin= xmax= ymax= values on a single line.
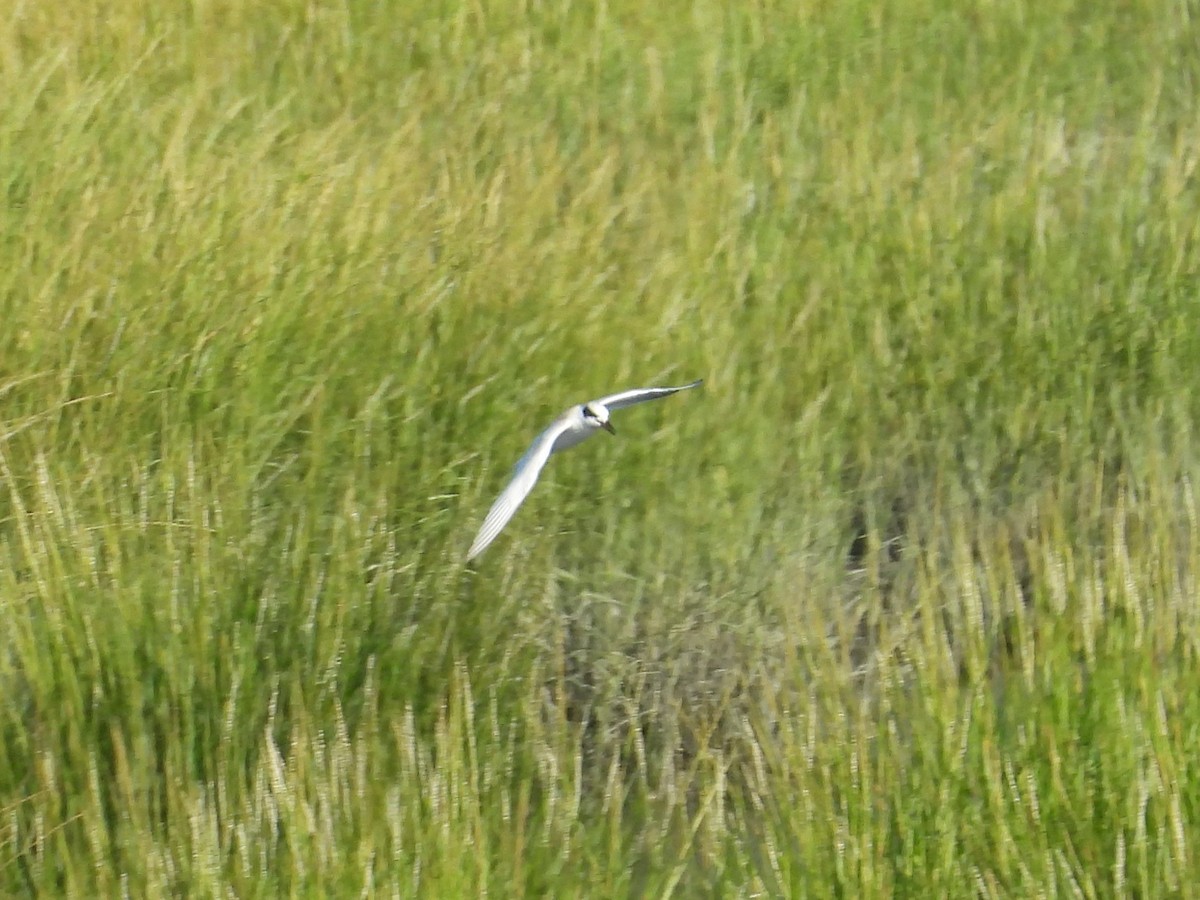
xmin=2 ymin=0 xmax=1200 ymax=894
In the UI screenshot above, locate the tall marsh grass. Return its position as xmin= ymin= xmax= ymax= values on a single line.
xmin=2 ymin=0 xmax=1200 ymax=894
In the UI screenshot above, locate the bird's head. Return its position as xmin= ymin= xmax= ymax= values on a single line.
xmin=581 ymin=402 xmax=615 ymax=434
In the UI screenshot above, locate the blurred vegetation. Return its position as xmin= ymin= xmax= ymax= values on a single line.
xmin=1 ymin=0 xmax=1199 ymax=894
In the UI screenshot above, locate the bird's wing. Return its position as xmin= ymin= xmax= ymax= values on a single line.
xmin=467 ymin=416 xmax=574 ymax=561
xmin=595 ymin=379 xmax=703 ymax=411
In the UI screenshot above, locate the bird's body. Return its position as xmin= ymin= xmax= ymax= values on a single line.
xmin=467 ymin=379 xmax=703 ymax=561
xmin=521 ymin=406 xmax=596 ymax=459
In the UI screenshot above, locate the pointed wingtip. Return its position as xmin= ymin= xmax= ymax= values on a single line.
xmin=466 ymin=530 xmax=496 ymax=562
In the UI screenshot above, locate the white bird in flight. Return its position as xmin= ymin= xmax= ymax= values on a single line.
xmin=467 ymin=379 xmax=703 ymax=561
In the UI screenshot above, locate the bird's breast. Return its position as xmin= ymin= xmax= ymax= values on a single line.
xmin=550 ymin=418 xmax=594 ymax=454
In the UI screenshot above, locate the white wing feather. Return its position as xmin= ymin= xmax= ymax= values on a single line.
xmin=466 ymin=418 xmax=573 ymax=561
xmin=596 ymin=379 xmax=703 ymax=411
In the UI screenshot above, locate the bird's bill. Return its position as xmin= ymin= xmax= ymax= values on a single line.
xmin=602 ymin=420 xmax=616 ymax=435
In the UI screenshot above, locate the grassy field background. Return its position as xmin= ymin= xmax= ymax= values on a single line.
xmin=2 ymin=0 xmax=1200 ymax=894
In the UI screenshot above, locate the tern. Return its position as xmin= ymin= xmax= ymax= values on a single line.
xmin=467 ymin=379 xmax=703 ymax=561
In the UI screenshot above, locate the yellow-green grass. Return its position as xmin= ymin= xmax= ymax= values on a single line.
xmin=2 ymin=0 xmax=1200 ymax=894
